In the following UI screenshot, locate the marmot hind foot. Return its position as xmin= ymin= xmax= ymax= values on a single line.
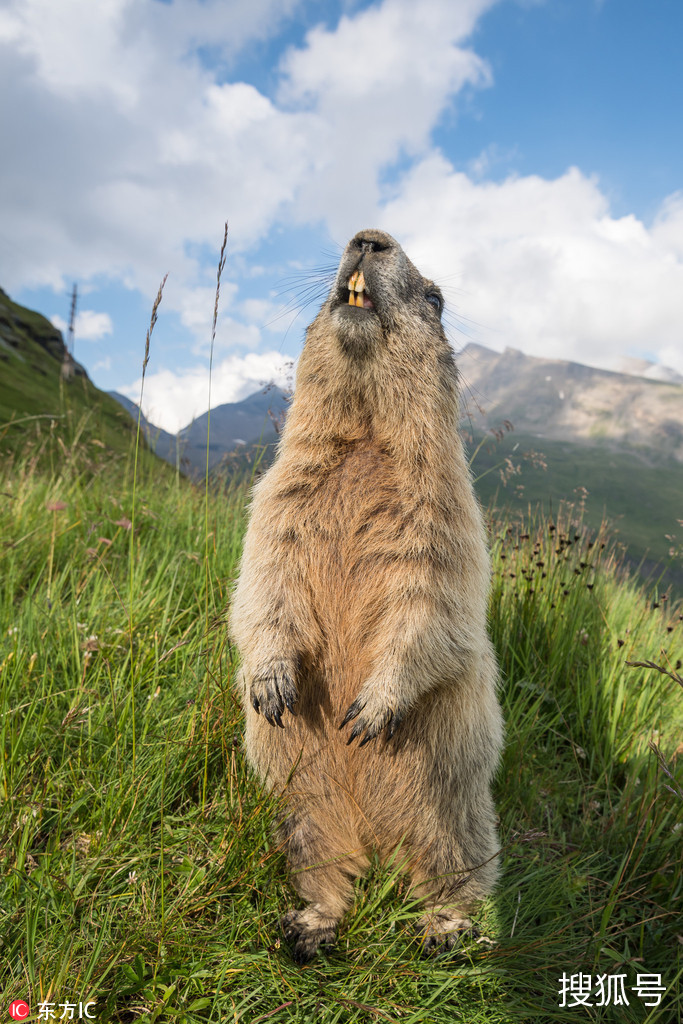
xmin=419 ymin=912 xmax=480 ymax=955
xmin=282 ymin=908 xmax=337 ymax=964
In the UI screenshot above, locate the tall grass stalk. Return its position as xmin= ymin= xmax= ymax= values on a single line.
xmin=128 ymin=274 xmax=167 ymax=777
xmin=202 ymin=222 xmax=228 ymax=815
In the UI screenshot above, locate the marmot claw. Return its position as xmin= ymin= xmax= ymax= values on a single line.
xmin=339 ymin=699 xmax=402 ymax=746
xmin=250 ymin=663 xmax=299 ymax=727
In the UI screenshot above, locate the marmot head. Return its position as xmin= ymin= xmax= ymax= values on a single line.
xmin=290 ymin=229 xmax=458 ymax=447
xmin=325 ymin=229 xmax=446 ymax=357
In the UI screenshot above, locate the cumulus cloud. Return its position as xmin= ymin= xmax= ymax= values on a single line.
xmin=0 ymin=0 xmax=304 ymax=100
xmin=1 ymin=0 xmax=681 ymax=417
xmin=278 ymin=0 xmax=495 ymax=236
xmin=377 ymin=155 xmax=683 ymax=376
xmin=652 ymin=191 xmax=683 ymax=259
xmin=122 ymin=351 xmax=294 ymax=433
xmin=0 ymin=0 xmax=318 ymax=296
xmin=51 ymin=309 xmax=113 ymax=341
xmin=0 ymin=0 xmax=497 ymax=298
xmin=240 ymin=298 xmax=291 ymax=332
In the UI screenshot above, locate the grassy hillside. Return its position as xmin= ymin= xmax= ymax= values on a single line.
xmin=1 ymin=433 xmax=681 ymax=1022
xmin=0 ymin=288 xmax=154 ymax=461
xmin=468 ymin=429 xmax=683 ymax=594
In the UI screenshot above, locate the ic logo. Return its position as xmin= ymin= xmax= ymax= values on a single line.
xmin=9 ymin=1002 xmax=30 ymax=1021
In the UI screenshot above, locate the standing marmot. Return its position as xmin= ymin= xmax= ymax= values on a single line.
xmin=230 ymin=229 xmax=503 ymax=963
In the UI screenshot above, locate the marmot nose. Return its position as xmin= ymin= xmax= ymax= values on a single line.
xmin=350 ymin=229 xmax=396 ymax=255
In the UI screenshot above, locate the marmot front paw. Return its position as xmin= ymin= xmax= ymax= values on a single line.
xmin=339 ymin=695 xmax=404 ymax=746
xmin=250 ymin=662 xmax=299 ymax=728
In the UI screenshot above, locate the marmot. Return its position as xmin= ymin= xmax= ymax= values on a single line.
xmin=230 ymin=229 xmax=503 ymax=963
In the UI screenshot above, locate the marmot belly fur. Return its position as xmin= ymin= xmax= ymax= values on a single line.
xmin=230 ymin=229 xmax=503 ymax=963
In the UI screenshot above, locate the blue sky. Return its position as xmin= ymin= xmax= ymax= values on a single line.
xmin=1 ymin=0 xmax=681 ymax=431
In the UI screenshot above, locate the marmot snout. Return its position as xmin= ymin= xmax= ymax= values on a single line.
xmin=230 ymin=228 xmax=503 ymax=963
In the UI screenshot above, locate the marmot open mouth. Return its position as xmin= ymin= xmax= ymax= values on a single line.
xmin=347 ymin=270 xmax=374 ymax=309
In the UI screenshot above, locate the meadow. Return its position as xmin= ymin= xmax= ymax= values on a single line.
xmin=1 ymin=414 xmax=681 ymax=1023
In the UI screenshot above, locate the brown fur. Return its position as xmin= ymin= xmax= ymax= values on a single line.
xmin=229 ymin=229 xmax=504 ymax=962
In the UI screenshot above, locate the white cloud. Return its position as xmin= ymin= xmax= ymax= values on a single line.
xmin=2 ymin=0 xmax=680 ymax=399
xmin=467 ymin=142 xmax=520 ymax=180
xmin=280 ymin=0 xmax=492 ymax=108
xmin=0 ymin=0 xmax=319 ymax=297
xmin=0 ymin=0 xmax=499 ymax=299
xmin=278 ymin=0 xmax=495 ymax=237
xmin=123 ymin=351 xmax=294 ymax=433
xmin=51 ymin=309 xmax=113 ymax=341
xmin=652 ymin=191 xmax=683 ymax=259
xmin=377 ymin=155 xmax=683 ymax=376
xmin=240 ymin=297 xmax=297 ymax=333
xmin=155 ymin=282 xmax=276 ymax=354
xmin=0 ymin=0 xmax=304 ymax=101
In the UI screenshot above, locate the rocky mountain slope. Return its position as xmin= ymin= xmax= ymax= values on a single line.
xmin=450 ymin=344 xmax=682 ymax=590
xmin=456 ymin=343 xmax=683 ymax=462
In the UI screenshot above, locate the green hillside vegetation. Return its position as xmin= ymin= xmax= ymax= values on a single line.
xmin=1 ymin=428 xmax=681 ymax=1023
xmin=0 ymin=288 xmax=157 ymax=464
xmin=467 ymin=429 xmax=683 ymax=595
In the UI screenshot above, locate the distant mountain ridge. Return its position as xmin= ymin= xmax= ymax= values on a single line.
xmin=114 ymin=343 xmax=683 ymax=473
xmin=109 ymin=386 xmax=289 ymax=477
xmin=457 ymin=343 xmax=683 ymax=462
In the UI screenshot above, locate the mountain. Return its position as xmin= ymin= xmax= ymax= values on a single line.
xmin=108 ymin=390 xmax=180 ymax=465
xmin=457 ymin=343 xmax=683 ymax=462
xmin=119 ymin=345 xmax=683 ymax=476
xmin=0 ymin=287 xmax=150 ymax=458
xmin=454 ymin=344 xmax=683 ymax=591
xmin=109 ymin=386 xmax=289 ymax=477
xmin=177 ymin=386 xmax=288 ymax=474
xmin=611 ymin=355 xmax=683 ymax=385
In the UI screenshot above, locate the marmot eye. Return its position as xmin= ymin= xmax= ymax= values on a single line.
xmin=426 ymin=292 xmax=443 ymax=315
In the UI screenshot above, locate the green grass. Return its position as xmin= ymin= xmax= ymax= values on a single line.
xmin=1 ymin=429 xmax=681 ymax=1023
xmin=468 ymin=429 xmax=683 ymax=595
